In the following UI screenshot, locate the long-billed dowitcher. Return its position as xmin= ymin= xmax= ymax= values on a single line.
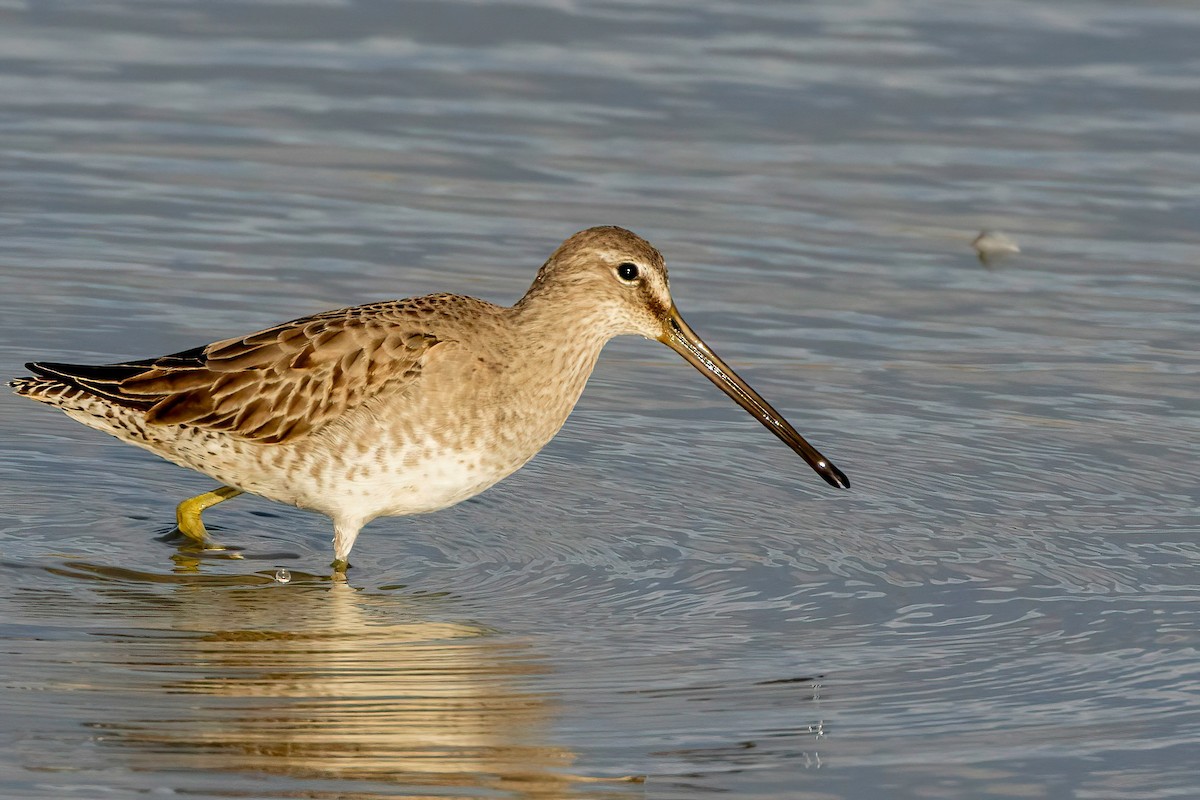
xmin=13 ymin=226 xmax=848 ymax=571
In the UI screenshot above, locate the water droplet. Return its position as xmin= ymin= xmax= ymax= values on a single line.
xmin=274 ymin=568 xmax=291 ymax=584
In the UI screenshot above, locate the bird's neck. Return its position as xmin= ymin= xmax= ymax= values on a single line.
xmin=507 ymin=289 xmax=613 ymax=415
xmin=510 ymin=281 xmax=614 ymax=349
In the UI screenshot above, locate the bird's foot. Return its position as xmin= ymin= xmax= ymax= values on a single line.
xmin=174 ymin=486 xmax=244 ymax=551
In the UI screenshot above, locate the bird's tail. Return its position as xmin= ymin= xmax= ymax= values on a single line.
xmin=11 ymin=374 xmax=77 ymax=405
xmin=12 ymin=361 xmax=155 ymax=410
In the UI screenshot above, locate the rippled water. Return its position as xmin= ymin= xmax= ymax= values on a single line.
xmin=1 ymin=1 xmax=1198 ymax=797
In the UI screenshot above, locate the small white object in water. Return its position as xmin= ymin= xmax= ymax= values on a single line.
xmin=274 ymin=568 xmax=291 ymax=584
xmin=972 ymin=230 xmax=1021 ymax=264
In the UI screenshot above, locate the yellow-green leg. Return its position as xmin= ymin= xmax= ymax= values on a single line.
xmin=330 ymin=520 xmax=362 ymax=575
xmin=175 ymin=486 xmax=243 ymax=545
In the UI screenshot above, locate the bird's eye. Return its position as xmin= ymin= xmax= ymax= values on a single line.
xmin=617 ymin=262 xmax=639 ymax=282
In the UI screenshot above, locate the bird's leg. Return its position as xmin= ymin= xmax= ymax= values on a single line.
xmin=174 ymin=486 xmax=244 ymax=545
xmin=331 ymin=520 xmax=363 ymax=574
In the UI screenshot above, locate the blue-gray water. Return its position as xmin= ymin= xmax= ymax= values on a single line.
xmin=1 ymin=1 xmax=1198 ymax=797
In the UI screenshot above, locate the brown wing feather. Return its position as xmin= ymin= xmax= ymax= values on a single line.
xmin=88 ymin=304 xmax=443 ymax=444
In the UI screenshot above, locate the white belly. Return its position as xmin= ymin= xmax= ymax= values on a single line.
xmin=354 ymin=445 xmax=510 ymax=517
xmin=222 ymin=435 xmax=533 ymax=525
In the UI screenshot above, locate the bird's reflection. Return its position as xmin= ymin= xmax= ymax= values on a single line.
xmin=39 ymin=563 xmax=631 ymax=798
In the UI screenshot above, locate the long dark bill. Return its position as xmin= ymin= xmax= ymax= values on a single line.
xmin=660 ymin=307 xmax=849 ymax=489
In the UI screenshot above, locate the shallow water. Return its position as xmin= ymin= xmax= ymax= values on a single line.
xmin=1 ymin=0 xmax=1198 ymax=797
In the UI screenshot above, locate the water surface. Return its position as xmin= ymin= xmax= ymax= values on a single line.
xmin=1 ymin=1 xmax=1198 ymax=797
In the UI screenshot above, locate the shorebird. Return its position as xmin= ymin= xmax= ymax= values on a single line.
xmin=13 ymin=226 xmax=848 ymax=571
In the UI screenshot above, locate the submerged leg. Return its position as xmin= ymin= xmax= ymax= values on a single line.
xmin=175 ymin=486 xmax=244 ymax=545
xmin=331 ymin=519 xmax=365 ymax=574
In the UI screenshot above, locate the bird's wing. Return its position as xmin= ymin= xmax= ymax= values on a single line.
xmin=27 ymin=300 xmax=446 ymax=444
